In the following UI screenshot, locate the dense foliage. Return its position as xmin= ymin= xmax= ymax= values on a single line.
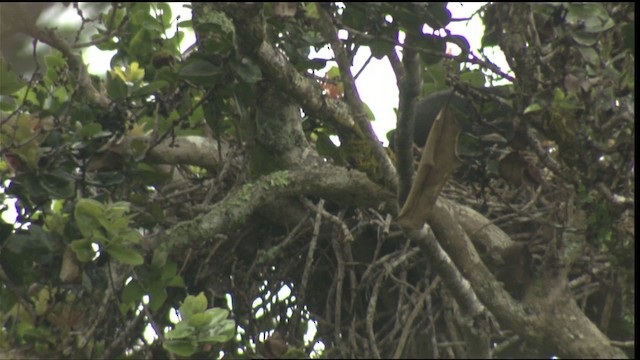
xmin=0 ymin=2 xmax=634 ymax=358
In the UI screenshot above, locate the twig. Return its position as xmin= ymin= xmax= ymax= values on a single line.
xmin=300 ymin=197 xmax=354 ymax=242
xmin=609 ymin=340 xmax=635 ymax=348
xmin=353 ymin=53 xmax=373 ymax=81
xmin=77 ymin=287 xmax=114 ymax=350
xmin=366 ymin=275 xmax=384 ymax=359
xmin=393 ymin=277 xmax=441 ymax=358
xmin=330 ymin=209 xmax=348 ymax=345
xmin=100 ymin=310 xmax=145 ymax=360
xmin=491 ymin=334 xmax=520 ymax=356
xmin=291 ymin=198 xmax=323 ymax=338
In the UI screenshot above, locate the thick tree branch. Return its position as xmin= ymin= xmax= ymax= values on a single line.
xmin=405 ymin=224 xmax=492 ymax=358
xmin=430 ymin=199 xmax=628 ymax=358
xmin=143 ymin=135 xmax=230 ymax=171
xmin=212 ymin=3 xmax=356 ymax=132
xmin=394 ymin=98 xmax=625 ymax=357
xmin=149 ymin=165 xmax=395 ymax=262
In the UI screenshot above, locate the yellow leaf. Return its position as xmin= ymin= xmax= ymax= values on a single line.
xmin=110 ymin=62 xmax=145 ymax=83
xmin=111 ymin=67 xmax=127 ymax=82
xmin=127 ymin=62 xmax=145 ymax=82
xmin=127 ymin=122 xmax=148 ymax=137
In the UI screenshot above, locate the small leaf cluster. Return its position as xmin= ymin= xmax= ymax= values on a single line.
xmin=120 ymin=261 xmax=185 ymax=314
xmin=163 ymin=292 xmax=235 ymax=357
xmin=70 ymin=198 xmax=143 ymax=265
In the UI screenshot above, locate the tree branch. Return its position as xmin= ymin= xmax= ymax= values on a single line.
xmin=214 ymin=3 xmax=356 ymax=132
xmin=317 ymin=5 xmax=398 ymax=192
xmin=143 ymin=135 xmax=230 ymax=171
xmin=18 ymin=25 xmax=111 ymax=110
xmin=149 ymin=165 xmax=396 ymax=262
xmin=430 ymin=199 xmax=628 ymax=358
xmin=394 ymin=29 xmax=423 ymax=207
xmin=405 ymin=223 xmax=492 ymax=358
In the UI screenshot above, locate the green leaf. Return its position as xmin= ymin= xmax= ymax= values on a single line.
xmin=204 ymin=307 xmax=230 ymax=325
xmin=106 ymin=243 xmax=144 ymax=265
xmin=44 ymin=53 xmax=66 ymax=69
xmin=133 ymin=11 xmax=164 ymax=32
xmin=92 ymin=34 xmax=119 ymax=51
xmin=578 ymin=46 xmax=599 ymax=65
xmin=118 ymin=229 xmax=142 ymax=244
xmin=163 ymin=339 xmax=198 ymax=357
xmin=188 ymin=312 xmax=214 ymax=329
xmin=417 ymin=35 xmax=447 ymax=65
xmin=91 ymin=171 xmax=127 ymax=186
xmin=4 ymin=225 xmax=53 ymax=257
xmin=78 ymin=123 xmax=105 ymax=139
xmin=459 ymin=71 xmax=486 ymax=88
xmin=423 ymin=3 xmax=451 ymax=29
xmin=422 ymin=62 xmax=446 ymax=89
xmin=75 ymin=199 xmax=105 ymax=219
xmin=128 ymin=29 xmax=154 ymax=59
xmin=369 ymin=39 xmax=394 ymax=60
xmin=179 ymin=292 xmax=208 ymax=319
xmin=165 ymin=322 xmax=195 ymax=340
xmin=456 ymin=132 xmax=483 ymax=158
xmin=0 ymin=96 xmax=17 ymax=111
xmin=362 ymin=102 xmax=375 ymax=121
xmin=131 ymin=80 xmax=169 ymax=97
xmin=74 ymin=199 xmax=105 ymax=238
xmin=341 ymin=6 xmax=366 ymax=29
xmin=122 ymin=280 xmax=144 ymax=305
xmin=148 ymin=282 xmax=168 ymax=311
xmin=109 ymin=201 xmax=131 ymax=216
xmin=302 ymin=3 xmax=319 ymax=19
xmin=178 ymin=59 xmax=222 ymax=85
xmin=40 ymin=170 xmax=75 ymax=199
xmin=570 ymin=31 xmax=598 ymax=46
xmin=0 ymin=58 xmax=26 ymax=95
xmin=198 ymin=319 xmax=235 ymax=343
xmin=481 ymin=28 xmax=499 ymax=48
xmin=167 ymin=275 xmax=185 ymax=288
xmin=160 ymin=261 xmax=178 ymax=281
xmin=106 ymin=71 xmax=129 ymax=100
xmin=523 ymin=103 xmax=543 ymax=114
xmin=156 ymin=2 xmax=173 ymax=28
xmin=566 ymin=3 xmax=614 ymax=33
xmin=70 ymin=239 xmax=96 ymax=262
xmin=103 ymin=7 xmax=126 ymax=33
